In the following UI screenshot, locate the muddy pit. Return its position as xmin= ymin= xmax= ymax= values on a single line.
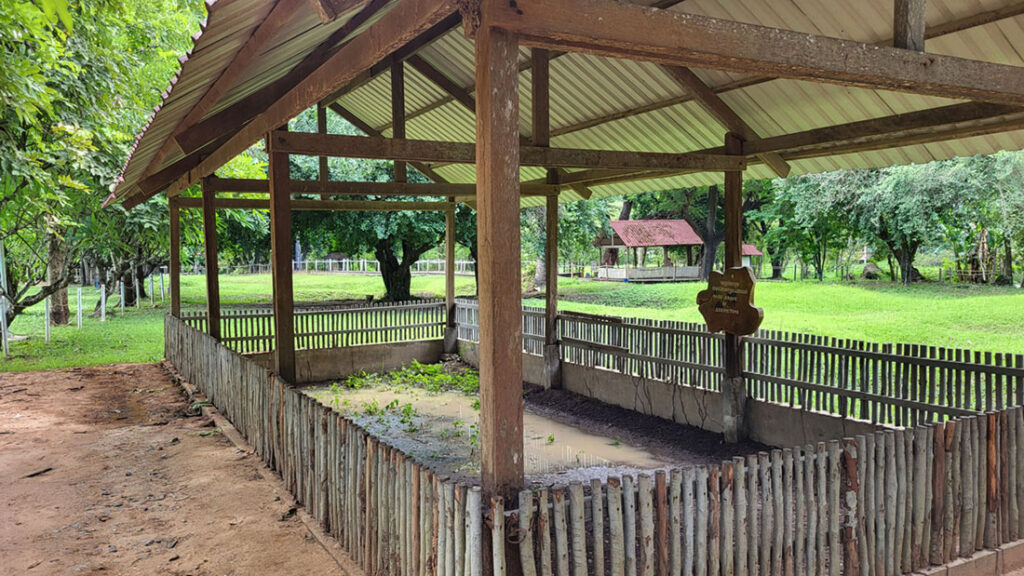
xmin=303 ymin=359 xmax=766 ymax=486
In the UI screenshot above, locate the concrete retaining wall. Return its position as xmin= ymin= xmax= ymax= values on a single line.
xmin=459 ymin=343 xmax=882 ymax=447
xmin=249 ymin=340 xmax=444 ymax=384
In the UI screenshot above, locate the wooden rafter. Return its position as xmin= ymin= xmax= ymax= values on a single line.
xmin=137 ymin=0 xmax=307 ymax=185
xmin=124 ymin=0 xmax=393 ymax=208
xmin=320 ymin=12 xmax=461 ymax=106
xmin=543 ymin=2 xmax=1024 ymax=140
xmin=171 ymin=0 xmax=391 ymax=157
xmin=306 ymin=0 xmax=368 ymax=23
xmin=386 ymin=0 xmax=692 ymax=132
xmin=169 ymin=0 xmax=459 ymax=197
xmin=482 ymin=0 xmax=1024 ymax=105
xmin=269 ymin=131 xmax=746 ymax=171
xmin=526 ymin=102 xmax=1024 ymax=191
xmin=663 ymin=66 xmax=790 ymax=178
xmin=743 ymin=102 xmax=1020 ymax=157
xmin=894 ymin=0 xmax=927 ymax=51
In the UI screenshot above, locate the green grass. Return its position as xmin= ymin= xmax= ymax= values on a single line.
xmin=0 ymin=273 xmax=477 ymax=373
xmin=2 ymin=271 xmax=1021 ymax=373
xmin=528 ymin=277 xmax=1024 ymax=354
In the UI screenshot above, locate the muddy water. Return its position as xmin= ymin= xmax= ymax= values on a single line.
xmin=304 ymin=384 xmax=673 ymax=485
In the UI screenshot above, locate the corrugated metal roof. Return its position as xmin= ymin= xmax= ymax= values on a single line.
xmin=114 ymin=0 xmax=1024 ymax=209
xmin=609 ymin=220 xmax=702 ymax=247
xmin=742 ymin=244 xmax=762 ymax=256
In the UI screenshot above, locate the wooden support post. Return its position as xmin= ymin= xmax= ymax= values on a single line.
xmin=475 ymin=8 xmax=525 ymax=503
xmin=269 ymin=132 xmax=296 ymax=383
xmin=169 ymin=198 xmax=181 ymax=318
xmin=533 ymin=47 xmax=561 ymax=390
xmin=722 ymin=132 xmax=746 ymax=442
xmin=392 ymin=61 xmax=407 ymax=183
xmin=201 ymin=178 xmax=221 ymax=340
xmin=444 ymin=199 xmax=457 ymax=353
xmin=317 ymin=104 xmax=330 ymax=198
xmin=894 ymin=0 xmax=927 ymax=52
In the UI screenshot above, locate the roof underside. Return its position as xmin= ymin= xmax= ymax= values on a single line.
xmin=113 ymin=0 xmax=1024 ymax=209
xmin=609 ymin=219 xmax=702 ymax=247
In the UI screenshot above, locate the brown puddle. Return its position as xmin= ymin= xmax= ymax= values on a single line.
xmin=302 ymin=378 xmax=765 ymax=487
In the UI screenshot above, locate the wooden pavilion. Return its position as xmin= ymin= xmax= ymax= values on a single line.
xmin=596 ymin=219 xmax=704 ymax=281
xmin=110 ymin=0 xmax=1024 ymax=511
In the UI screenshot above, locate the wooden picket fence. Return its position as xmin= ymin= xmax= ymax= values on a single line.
xmin=453 ymin=300 xmax=1024 ymax=427
xmin=167 ymin=312 xmax=1024 ymax=576
xmin=181 ymin=299 xmax=446 ymax=354
xmin=165 ymin=315 xmax=485 ymax=576
xmin=510 ymin=408 xmax=1024 ymax=576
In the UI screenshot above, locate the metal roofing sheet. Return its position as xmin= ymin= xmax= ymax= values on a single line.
xmin=115 ymin=0 xmax=1024 ymax=209
xmin=609 ymin=219 xmax=702 ymax=247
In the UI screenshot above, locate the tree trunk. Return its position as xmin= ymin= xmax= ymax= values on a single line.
xmin=534 ymin=257 xmax=546 ymax=290
xmin=698 ymin=185 xmax=723 ymax=280
xmin=381 ymin=263 xmax=412 ymax=301
xmin=770 ymin=253 xmax=786 ymax=280
xmin=1003 ymin=238 xmax=1014 ymax=279
xmin=46 ymin=233 xmax=70 ymax=325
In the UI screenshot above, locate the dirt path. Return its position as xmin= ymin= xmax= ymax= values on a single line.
xmin=0 ymin=363 xmax=347 ymax=576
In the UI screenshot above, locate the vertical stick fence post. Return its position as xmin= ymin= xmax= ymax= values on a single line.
xmin=149 ymin=274 xmax=154 ymax=305
xmin=77 ymin=287 xmax=82 ymax=329
xmin=101 ymin=284 xmax=106 ymax=322
xmin=0 ymin=295 xmax=7 ymax=357
xmin=44 ymin=296 xmax=51 ymax=343
xmin=120 ymin=281 xmax=125 ymax=314
xmin=134 ymin=266 xmax=141 ymax=309
xmin=0 ymin=236 xmax=8 ymax=357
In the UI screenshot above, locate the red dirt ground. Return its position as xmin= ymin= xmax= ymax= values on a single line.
xmin=0 ymin=363 xmax=347 ymax=576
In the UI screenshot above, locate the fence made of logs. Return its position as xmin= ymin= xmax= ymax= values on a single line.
xmin=166 ymin=310 xmax=1024 ymax=576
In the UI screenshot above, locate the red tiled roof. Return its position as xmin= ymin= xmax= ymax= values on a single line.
xmin=608 ymin=220 xmax=702 ymax=248
xmin=742 ymin=244 xmax=763 ymax=256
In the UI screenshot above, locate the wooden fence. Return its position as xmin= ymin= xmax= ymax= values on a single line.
xmin=181 ymin=299 xmax=446 ymax=354
xmin=511 ymin=408 xmax=1024 ymax=576
xmin=166 ymin=315 xmax=484 ymax=576
xmin=167 ymin=313 xmax=1024 ymax=576
xmin=453 ymin=300 xmax=1024 ymax=427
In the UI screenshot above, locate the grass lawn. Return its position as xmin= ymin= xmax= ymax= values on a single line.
xmin=0 ymin=273 xmax=477 ymax=373
xmin=529 ymin=277 xmax=1024 ymax=354
xmin=1 ymin=271 xmax=1021 ymax=373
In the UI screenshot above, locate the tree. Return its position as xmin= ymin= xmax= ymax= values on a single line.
xmin=852 ymin=160 xmax=984 ymax=285
xmin=1 ymin=0 xmax=203 ymax=327
xmin=770 ymin=172 xmax=855 ymax=281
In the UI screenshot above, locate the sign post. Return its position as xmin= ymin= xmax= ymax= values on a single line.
xmin=697 ymin=266 xmax=764 ymax=442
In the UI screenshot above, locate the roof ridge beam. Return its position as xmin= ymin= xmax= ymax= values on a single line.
xmin=482 ymin=0 xmax=1024 ymax=106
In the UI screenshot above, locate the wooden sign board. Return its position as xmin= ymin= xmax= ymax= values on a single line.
xmin=696 ymin=266 xmax=764 ymax=336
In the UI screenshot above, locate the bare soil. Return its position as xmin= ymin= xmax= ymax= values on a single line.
xmin=0 ymin=363 xmax=346 ymax=576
